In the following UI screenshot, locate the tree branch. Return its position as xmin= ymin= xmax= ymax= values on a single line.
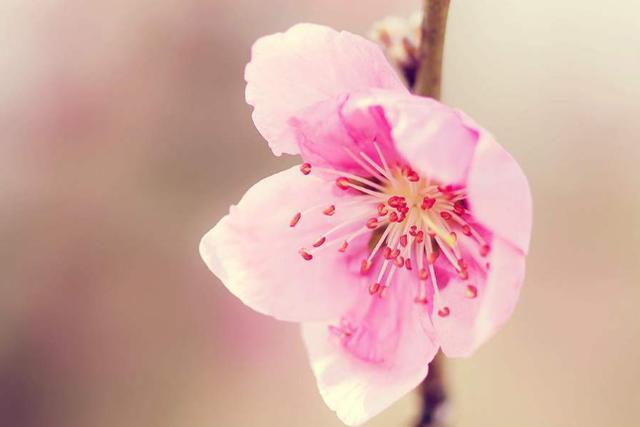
xmin=414 ymin=0 xmax=451 ymax=99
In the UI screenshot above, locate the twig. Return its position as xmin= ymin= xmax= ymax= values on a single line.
xmin=414 ymin=0 xmax=451 ymax=99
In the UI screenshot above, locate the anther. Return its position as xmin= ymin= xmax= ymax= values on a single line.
xmin=407 ymin=170 xmax=420 ymax=182
xmin=405 ymin=258 xmax=412 ymax=270
xmin=480 ymin=244 xmax=490 ymax=257
xmin=290 ymin=212 xmax=301 ymax=227
xmin=438 ymin=306 xmax=450 ymax=317
xmin=414 ymin=297 xmax=429 ymax=304
xmin=453 ymin=201 xmax=465 ymax=215
xmin=377 ymin=203 xmax=388 ymax=216
xmin=300 ymin=163 xmax=312 ymax=175
xmin=312 ymin=237 xmax=326 ymax=248
xmin=338 ymin=241 xmax=348 ymax=252
xmin=450 ymin=231 xmax=457 ymax=242
xmin=461 ymin=225 xmax=471 ymax=236
xmin=458 ymin=269 xmax=469 ymax=280
xmin=466 ymin=285 xmax=478 ymax=299
xmin=421 ymin=197 xmax=436 ymax=210
xmin=383 ymin=246 xmax=392 ymax=259
xmin=409 ymin=225 xmax=418 ymax=236
xmin=390 ymin=249 xmax=400 ymax=259
xmin=369 ymin=282 xmax=381 ymax=295
xmin=394 ymin=256 xmax=405 ymax=267
xmin=400 ymin=234 xmax=408 ymax=247
xmin=323 ymin=205 xmax=336 ymax=216
xmin=360 ymin=259 xmax=372 ymax=273
xmin=415 ymin=230 xmax=424 ymax=243
xmin=366 ymin=218 xmax=379 ymax=229
xmin=389 ymin=212 xmax=399 ymax=222
xmin=299 ymin=249 xmax=313 ymax=261
xmin=419 ymin=268 xmax=429 ymax=280
xmin=336 ymin=177 xmax=350 ymax=190
xmin=440 ymin=211 xmax=452 ymax=220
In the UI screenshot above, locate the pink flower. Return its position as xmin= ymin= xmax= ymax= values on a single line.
xmin=200 ymin=23 xmax=532 ymax=426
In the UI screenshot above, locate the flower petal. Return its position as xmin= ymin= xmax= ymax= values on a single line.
xmin=302 ymin=271 xmax=439 ymax=426
xmin=432 ymin=236 xmax=525 ymax=357
xmin=466 ymin=130 xmax=532 ymax=253
xmin=343 ymin=90 xmax=478 ymax=185
xmin=199 ymin=165 xmax=372 ymax=322
xmin=289 ymin=93 xmax=399 ymax=176
xmin=245 ymin=23 xmax=407 ymax=156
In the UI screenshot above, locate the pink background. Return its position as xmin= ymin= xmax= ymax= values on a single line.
xmin=1 ymin=1 xmax=639 ymax=426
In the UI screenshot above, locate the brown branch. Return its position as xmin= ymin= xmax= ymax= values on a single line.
xmin=413 ymin=0 xmax=451 ymax=99
xmin=414 ymin=353 xmax=447 ymax=427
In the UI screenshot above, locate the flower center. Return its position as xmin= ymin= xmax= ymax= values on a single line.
xmin=291 ymin=143 xmax=489 ymax=313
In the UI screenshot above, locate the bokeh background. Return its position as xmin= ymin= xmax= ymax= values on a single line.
xmin=1 ymin=1 xmax=639 ymax=426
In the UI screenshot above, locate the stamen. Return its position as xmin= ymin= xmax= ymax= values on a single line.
xmin=300 ymin=163 xmax=312 ymax=175
xmin=289 ymin=212 xmax=301 ymax=227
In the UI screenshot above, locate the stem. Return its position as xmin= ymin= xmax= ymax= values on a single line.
xmin=414 ymin=353 xmax=447 ymax=427
xmin=412 ymin=2 xmax=451 ymax=426
xmin=414 ymin=0 xmax=451 ymax=99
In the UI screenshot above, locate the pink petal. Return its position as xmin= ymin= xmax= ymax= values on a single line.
xmin=433 ymin=236 xmax=525 ymax=357
xmin=289 ymin=93 xmax=399 ymax=175
xmin=245 ymin=23 xmax=407 ymax=156
xmin=466 ymin=130 xmax=533 ymax=253
xmin=342 ymin=90 xmax=478 ymax=185
xmin=301 ymin=271 xmax=438 ymax=425
xmin=199 ymin=165 xmax=370 ymax=322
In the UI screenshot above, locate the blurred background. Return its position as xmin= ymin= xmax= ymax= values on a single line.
xmin=1 ymin=1 xmax=639 ymax=426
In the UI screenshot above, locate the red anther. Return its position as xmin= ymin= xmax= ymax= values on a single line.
xmin=388 ymin=196 xmax=406 ymax=208
xmin=377 ymin=203 xmax=388 ymax=216
xmin=454 ymin=201 xmax=465 ymax=215
xmin=440 ymin=211 xmax=452 ymax=220
xmin=323 ymin=205 xmax=336 ymax=216
xmin=458 ymin=258 xmax=468 ymax=269
xmin=290 ymin=212 xmax=301 ymax=227
xmin=458 ymin=269 xmax=469 ymax=280
xmin=369 ymin=282 xmax=381 ymax=295
xmin=428 ymin=251 xmax=439 ymax=264
xmin=409 ymin=225 xmax=418 ymax=236
xmin=461 ymin=224 xmax=471 ymax=236
xmin=300 ymin=162 xmax=312 ymax=175
xmin=360 ymin=259 xmax=372 ymax=273
xmin=390 ymin=249 xmax=400 ymax=259
xmin=397 ymin=212 xmax=407 ymax=223
xmin=299 ymin=249 xmax=313 ymax=261
xmin=407 ymin=170 xmax=420 ymax=182
xmin=480 ymin=244 xmax=490 ymax=257
xmin=394 ymin=256 xmax=405 ymax=267
xmin=383 ymin=246 xmax=392 ymax=259
xmin=389 ymin=212 xmax=399 ymax=222
xmin=366 ymin=218 xmax=379 ymax=229
xmin=419 ymin=268 xmax=429 ymax=280
xmin=312 ymin=237 xmax=326 ymax=248
xmin=405 ymin=258 xmax=412 ymax=270
xmin=416 ymin=230 xmax=425 ymax=243
xmin=414 ymin=297 xmax=429 ymax=304
xmin=400 ymin=234 xmax=408 ymax=247
xmin=438 ymin=306 xmax=450 ymax=317
xmin=450 ymin=231 xmax=457 ymax=242
xmin=336 ymin=177 xmax=350 ymax=190
xmin=399 ymin=205 xmax=409 ymax=214
xmin=338 ymin=241 xmax=349 ymax=253
xmin=421 ymin=197 xmax=436 ymax=210
xmin=466 ymin=284 xmax=478 ymax=299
